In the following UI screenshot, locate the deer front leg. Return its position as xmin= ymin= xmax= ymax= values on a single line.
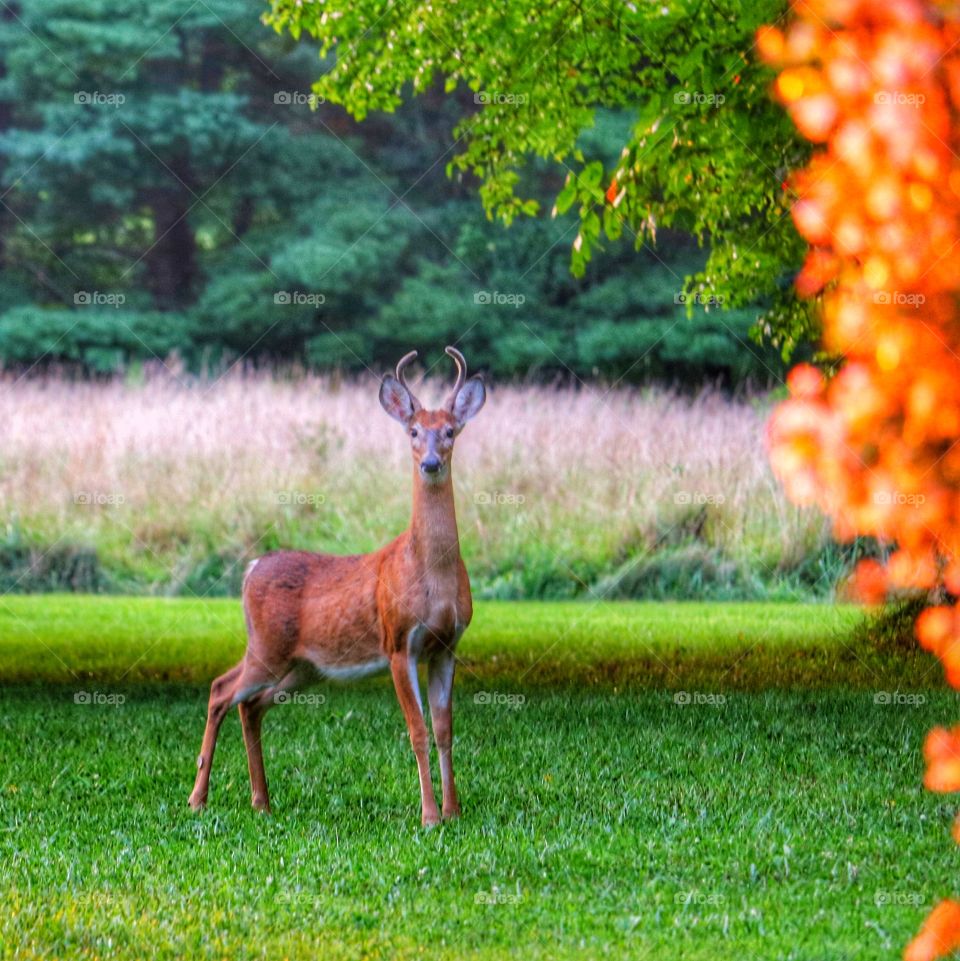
xmin=391 ymin=651 xmax=441 ymax=827
xmin=428 ymin=650 xmax=460 ymax=819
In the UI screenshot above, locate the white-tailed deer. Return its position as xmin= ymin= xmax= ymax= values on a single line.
xmin=188 ymin=347 xmax=485 ymax=826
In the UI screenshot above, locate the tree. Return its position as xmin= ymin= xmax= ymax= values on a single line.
xmin=0 ymin=0 xmax=333 ymax=309
xmin=263 ymin=0 xmax=813 ymax=354
xmin=0 ymin=0 xmax=788 ymax=385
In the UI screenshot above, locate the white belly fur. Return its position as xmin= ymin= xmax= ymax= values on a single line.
xmin=300 ymin=613 xmax=460 ymax=690
xmin=304 ymin=653 xmax=390 ymax=681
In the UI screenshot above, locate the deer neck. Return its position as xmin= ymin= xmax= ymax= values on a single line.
xmin=409 ymin=467 xmax=460 ymax=573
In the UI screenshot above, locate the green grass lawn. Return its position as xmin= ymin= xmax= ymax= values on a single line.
xmin=1 ymin=597 xmax=958 ymax=960
xmin=0 ymin=595 xmax=926 ymax=687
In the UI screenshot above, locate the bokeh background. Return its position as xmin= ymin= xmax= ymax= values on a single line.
xmin=0 ymin=0 xmax=853 ymax=599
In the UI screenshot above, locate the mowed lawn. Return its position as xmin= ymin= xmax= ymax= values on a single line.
xmin=1 ymin=597 xmax=958 ymax=960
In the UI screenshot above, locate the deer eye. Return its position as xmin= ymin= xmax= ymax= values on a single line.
xmin=445 ymin=428 xmax=454 ymax=439
xmin=410 ymin=428 xmax=418 ymax=438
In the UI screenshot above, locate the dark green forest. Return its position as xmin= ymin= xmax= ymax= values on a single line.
xmin=0 ymin=0 xmax=792 ymax=385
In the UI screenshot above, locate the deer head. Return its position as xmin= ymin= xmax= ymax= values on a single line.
xmin=379 ymin=346 xmax=486 ymax=482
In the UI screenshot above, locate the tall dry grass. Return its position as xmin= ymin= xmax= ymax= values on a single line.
xmin=0 ymin=370 xmax=834 ymax=597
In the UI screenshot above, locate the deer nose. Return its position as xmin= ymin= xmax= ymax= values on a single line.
xmin=421 ymin=456 xmax=442 ymax=474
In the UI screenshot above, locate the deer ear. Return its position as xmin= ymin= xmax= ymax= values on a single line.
xmin=379 ymin=375 xmax=416 ymax=424
xmin=451 ymin=375 xmax=486 ymax=426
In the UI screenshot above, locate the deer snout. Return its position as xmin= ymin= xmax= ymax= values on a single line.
xmin=420 ymin=455 xmax=443 ymax=474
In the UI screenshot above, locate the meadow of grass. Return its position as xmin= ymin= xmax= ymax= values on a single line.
xmin=0 ymin=370 xmax=839 ymax=599
xmin=0 ymin=596 xmax=956 ymax=960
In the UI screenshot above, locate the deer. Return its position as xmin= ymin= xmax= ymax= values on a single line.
xmin=188 ymin=347 xmax=486 ymax=826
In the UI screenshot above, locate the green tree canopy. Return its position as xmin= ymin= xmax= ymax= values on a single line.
xmin=264 ymin=0 xmax=813 ymax=354
xmin=0 ymin=0 xmax=793 ymax=385
xmin=0 ymin=0 xmax=334 ymax=308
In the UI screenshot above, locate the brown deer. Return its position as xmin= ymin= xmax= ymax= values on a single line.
xmin=188 ymin=347 xmax=485 ymax=826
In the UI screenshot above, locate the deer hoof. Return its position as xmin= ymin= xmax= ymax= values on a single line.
xmin=422 ymin=813 xmax=441 ymax=828
xmin=188 ymin=794 xmax=206 ymax=812
xmin=442 ymin=805 xmax=461 ymax=820
xmin=251 ymin=798 xmax=271 ymax=814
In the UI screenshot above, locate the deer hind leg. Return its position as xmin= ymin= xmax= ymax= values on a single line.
xmin=188 ymin=661 xmax=243 ymax=811
xmin=238 ymin=697 xmax=271 ymax=813
xmin=428 ymin=650 xmax=460 ymax=820
xmin=230 ymin=657 xmax=302 ymax=814
xmin=235 ymin=663 xmax=310 ymax=813
xmin=390 ymin=651 xmax=441 ymax=827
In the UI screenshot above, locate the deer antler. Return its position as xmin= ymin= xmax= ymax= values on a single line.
xmin=395 ymin=350 xmax=422 ymax=411
xmin=444 ymin=346 xmax=467 ymax=411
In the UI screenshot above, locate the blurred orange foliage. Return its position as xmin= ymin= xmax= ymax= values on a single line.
xmin=761 ymin=1 xmax=960 ymax=957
